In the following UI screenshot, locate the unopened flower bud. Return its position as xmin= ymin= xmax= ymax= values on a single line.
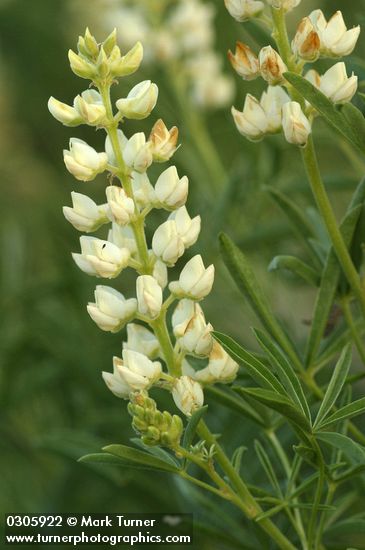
xmin=172 ymin=376 xmax=204 ymax=416
xmin=152 ymin=259 xmax=168 ymax=289
xmin=169 ymin=255 xmax=214 ymax=300
xmin=108 ymin=223 xmax=137 ymax=256
xmin=96 ymin=47 xmax=110 ymax=78
xmin=195 ymin=341 xmax=239 ymax=383
xmin=292 ymin=17 xmax=320 ymax=61
xmin=259 ymin=46 xmax=287 ymax=85
xmin=105 ymin=130 xmax=128 ymax=166
xmin=172 ymin=299 xmax=195 ymax=338
xmin=72 ymin=236 xmax=130 ymax=278
xmin=106 ymin=185 xmax=135 ymax=225
xmin=136 ymin=275 xmax=163 ymax=319
xmin=123 ymin=133 xmax=153 ymax=173
xmin=309 ymin=10 xmax=360 ymax=58
xmin=102 ymin=363 xmax=131 ymax=399
xmin=82 ymin=28 xmax=99 ymax=58
xmin=282 ymin=101 xmax=311 ymax=146
xmin=131 ymin=172 xmax=156 ymax=208
xmin=63 ymin=192 xmax=108 ymax=233
xmin=102 ymin=28 xmax=117 ymax=56
xmin=116 ymin=80 xmax=158 ymax=120
xmin=48 ymin=97 xmax=83 ymax=127
xmin=149 ymin=119 xmax=179 ymax=162
xmin=114 ymin=350 xmax=162 ymax=391
xmin=123 ymin=323 xmax=160 ymax=358
xmin=68 ymin=49 xmax=96 ymax=79
xmin=228 ymin=42 xmax=260 ymax=80
xmin=232 ymin=95 xmax=268 ymax=141
xmin=110 ymin=42 xmax=144 ymax=77
xmin=260 ymin=86 xmax=290 ymax=133
xmin=87 ymin=286 xmax=137 ymax=332
xmin=152 ymin=220 xmax=185 ymax=266
xmin=320 ymin=62 xmax=357 ymax=104
xmin=74 ymin=90 xmax=106 ymax=126
xmin=63 ymin=138 xmax=108 ymax=181
xmin=267 ymin=0 xmax=301 ymax=12
xmin=154 ymin=166 xmax=188 ymax=210
xmin=224 ymin=0 xmax=264 ymax=22
xmin=169 ymin=207 xmax=201 ymax=248
xmin=305 ymin=69 xmax=321 ymax=89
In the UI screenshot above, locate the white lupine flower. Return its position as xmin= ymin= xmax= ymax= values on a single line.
xmin=108 ymin=223 xmax=137 ymax=255
xmin=105 ymin=130 xmax=128 ymax=166
xmin=72 ymin=236 xmax=130 ymax=278
xmin=116 ymin=80 xmax=158 ymax=120
xmin=63 ymin=192 xmax=108 ymax=233
xmin=169 ymin=207 xmax=201 ymax=248
xmin=110 ymin=42 xmax=144 ymax=78
xmin=149 ymin=119 xmax=179 ymax=162
xmin=178 ymin=303 xmax=213 ymax=357
xmin=102 ymin=363 xmax=131 ymax=399
xmin=152 ymin=220 xmax=185 ymax=266
xmin=48 ymin=97 xmax=82 ymax=126
xmin=154 ymin=166 xmax=188 ymax=210
xmin=305 ymin=69 xmax=321 ymax=89
xmin=172 ymin=376 xmax=204 ymax=416
xmin=309 ymin=10 xmax=360 ymax=58
xmin=87 ymin=286 xmax=137 ymax=332
xmin=152 ymin=259 xmax=168 ymax=289
xmin=291 ymin=17 xmax=320 ymax=61
xmin=319 ymin=62 xmax=358 ymax=104
xmin=73 ymin=89 xmax=106 ymax=125
xmin=260 ymin=86 xmax=290 ymax=133
xmin=259 ymin=46 xmax=287 ymax=85
xmin=267 ymin=0 xmax=301 ymax=11
xmin=282 ymin=102 xmax=311 ymax=146
xmin=123 ymin=133 xmax=153 ymax=173
xmin=172 ymin=299 xmax=196 ymax=338
xmin=106 ymin=185 xmax=135 ymax=225
xmin=114 ymin=350 xmax=162 ymax=391
xmin=224 ymin=0 xmax=264 ymax=22
xmin=169 ymin=255 xmax=215 ymax=300
xmin=136 ymin=275 xmax=163 ymax=318
xmin=123 ymin=323 xmax=160 ymax=358
xmin=195 ymin=341 xmax=239 ymax=384
xmin=168 ymin=0 xmax=215 ymax=53
xmin=191 ymin=72 xmax=234 ymax=109
xmin=63 ymin=138 xmax=108 ymax=181
xmin=228 ymin=42 xmax=260 ymax=81
xmin=131 ymin=171 xmax=156 ymax=208
xmin=232 ymin=95 xmax=269 ymax=141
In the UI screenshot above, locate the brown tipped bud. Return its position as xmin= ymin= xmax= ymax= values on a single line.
xmin=292 ymin=17 xmax=321 ymax=61
xmin=259 ymin=46 xmax=287 ymax=85
xmin=228 ymin=42 xmax=260 ymax=81
xmin=149 ymin=119 xmax=179 ymax=162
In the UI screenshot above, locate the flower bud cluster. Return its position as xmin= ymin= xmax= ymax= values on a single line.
xmin=99 ymin=0 xmax=233 ymax=109
xmin=49 ymin=29 xmax=239 ymax=445
xmin=226 ymin=4 xmax=360 ymax=147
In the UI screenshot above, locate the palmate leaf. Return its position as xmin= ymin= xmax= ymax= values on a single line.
xmin=101 ymin=444 xmax=182 ymax=473
xmin=314 ymin=345 xmax=352 ymax=429
xmin=284 ymin=72 xmax=365 ymax=153
xmin=234 ymin=387 xmax=312 ymax=434
xmin=268 ymin=255 xmax=320 ymax=287
xmin=315 ymin=432 xmax=365 ymax=464
xmin=318 ymin=397 xmax=365 ymax=430
xmin=213 ymin=331 xmax=285 ymax=394
xmin=219 ymin=233 xmax=301 ymax=371
xmin=253 ymin=329 xmax=311 ymax=422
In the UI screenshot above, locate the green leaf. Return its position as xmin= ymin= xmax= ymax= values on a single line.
xmin=232 ymin=446 xmax=247 ymax=474
xmin=268 ymin=255 xmax=320 ymax=287
xmin=79 ymin=452 xmax=132 ymax=466
xmin=265 ymin=187 xmax=320 ymax=266
xmin=213 ymin=331 xmax=285 ymax=394
xmin=130 ymin=438 xmax=181 ymax=469
xmin=182 ymin=405 xmax=208 ymax=450
xmin=341 ymin=103 xmax=365 ymax=151
xmin=234 ymin=387 xmax=312 ymax=433
xmin=102 ymin=444 xmax=181 ymax=473
xmin=314 ymin=345 xmax=352 ymax=428
xmin=205 ymin=385 xmax=268 ymax=426
xmin=253 ymin=329 xmax=311 ymax=422
xmin=255 ymin=504 xmax=286 ymax=522
xmin=316 ymin=432 xmax=365 ymax=464
xmin=334 ymin=463 xmax=365 ymax=482
xmin=318 ymin=397 xmax=365 ymax=430
xmin=219 ymin=232 xmax=301 ymax=371
xmin=284 ymin=72 xmax=363 ymax=152
xmin=254 ymin=440 xmax=282 ymax=496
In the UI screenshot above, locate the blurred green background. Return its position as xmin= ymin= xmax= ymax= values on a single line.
xmin=1 ymin=0 xmax=365 ymax=548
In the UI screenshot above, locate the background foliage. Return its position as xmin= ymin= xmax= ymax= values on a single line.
xmin=1 ymin=0 xmax=365 ymax=548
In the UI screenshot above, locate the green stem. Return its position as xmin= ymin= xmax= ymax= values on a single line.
xmin=341 ymin=296 xmax=365 ymax=365
xmin=315 ymin=482 xmax=336 ymax=550
xmin=271 ymin=7 xmax=296 ymax=72
xmin=151 ymin=312 xmax=179 ymax=377
xmin=307 ymin=439 xmax=325 ymax=550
